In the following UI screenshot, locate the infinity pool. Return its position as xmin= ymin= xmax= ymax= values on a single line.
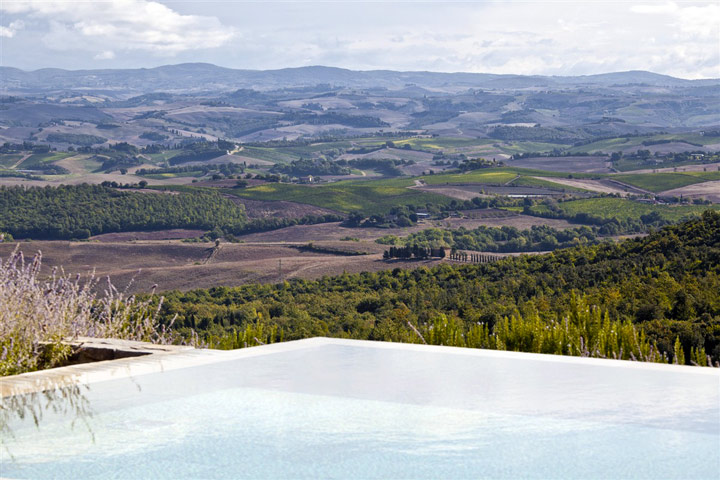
xmin=2 ymin=338 xmax=718 ymax=479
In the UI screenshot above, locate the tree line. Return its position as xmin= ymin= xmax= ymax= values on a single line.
xmin=0 ymin=184 xmax=247 ymax=240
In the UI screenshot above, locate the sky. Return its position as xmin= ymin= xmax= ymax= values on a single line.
xmin=1 ymin=1 xmax=718 ymax=78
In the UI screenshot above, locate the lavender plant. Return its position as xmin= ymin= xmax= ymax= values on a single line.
xmin=0 ymin=247 xmax=179 ymax=376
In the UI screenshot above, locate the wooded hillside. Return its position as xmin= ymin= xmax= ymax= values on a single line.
xmin=157 ymin=210 xmax=720 ymax=366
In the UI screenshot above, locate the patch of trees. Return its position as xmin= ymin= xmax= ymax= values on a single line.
xmin=46 ymin=133 xmax=107 ymax=146
xmin=168 ymin=140 xmax=229 ymax=165
xmin=0 ymin=184 xmax=247 ymax=240
xmin=383 ymin=245 xmax=446 ymax=260
xmin=342 ymin=158 xmax=412 ymax=176
xmin=345 ymin=146 xmax=384 ymax=155
xmin=344 ymin=206 xmax=418 ymax=229
xmin=137 ymin=163 xmax=246 ymax=177
xmin=97 ymin=155 xmax=142 ymax=173
xmin=271 ymin=158 xmax=351 ymax=176
xmin=0 ymin=171 xmax=43 ymax=181
xmin=380 ymin=225 xmax=600 ymax=253
xmin=296 ymin=243 xmax=367 ymax=256
xmin=458 ymin=157 xmax=499 ymax=171
xmin=156 ymin=211 xmax=720 ymax=366
xmin=525 ymin=199 xmax=675 ymax=234
xmin=489 ymin=126 xmax=589 ymax=143
xmin=282 ymin=112 xmax=389 ymax=128
xmin=139 ymin=131 xmax=169 ymax=142
xmin=499 ymin=109 xmax=539 ymax=123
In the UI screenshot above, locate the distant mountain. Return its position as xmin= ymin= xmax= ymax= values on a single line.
xmin=2 ymin=63 xmax=718 ymax=94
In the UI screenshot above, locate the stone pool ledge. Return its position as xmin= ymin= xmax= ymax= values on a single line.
xmin=0 ymin=338 xmax=208 ymax=398
xmin=64 ymin=336 xmax=194 ymax=362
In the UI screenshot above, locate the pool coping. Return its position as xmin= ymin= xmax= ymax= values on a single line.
xmin=1 ymin=337 xmax=717 ymax=398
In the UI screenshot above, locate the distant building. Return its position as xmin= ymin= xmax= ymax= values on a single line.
xmin=299 ymin=175 xmax=314 ymax=184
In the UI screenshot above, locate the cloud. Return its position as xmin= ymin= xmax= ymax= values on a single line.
xmin=631 ymin=2 xmax=679 ymax=14
xmin=1 ymin=1 xmax=717 ymax=79
xmin=1 ymin=0 xmax=235 ymax=55
xmin=0 ymin=20 xmax=24 ymax=38
xmin=94 ymin=50 xmax=116 ymax=60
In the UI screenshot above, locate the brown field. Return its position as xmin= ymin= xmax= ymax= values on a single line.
xmin=0 ymin=241 xmax=438 ymax=294
xmin=661 ymin=180 xmax=720 ymax=203
xmin=91 ymin=229 xmax=206 ymax=242
xmin=230 ymin=197 xmax=342 ymax=219
xmin=1 ymin=210 xmax=575 ymax=294
xmin=236 ymin=216 xmax=575 ymax=243
xmin=533 ymin=177 xmax=633 ymax=195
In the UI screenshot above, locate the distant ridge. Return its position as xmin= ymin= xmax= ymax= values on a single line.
xmin=2 ymin=63 xmax=718 ymax=94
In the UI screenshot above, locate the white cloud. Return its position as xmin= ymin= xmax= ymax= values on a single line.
xmin=631 ymin=2 xmax=679 ymax=14
xmin=94 ymin=50 xmax=116 ymax=60
xmin=0 ymin=0 xmax=235 ymax=56
xmin=0 ymin=20 xmax=25 ymax=38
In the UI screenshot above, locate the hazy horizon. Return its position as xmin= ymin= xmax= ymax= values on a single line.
xmin=2 ymin=62 xmax=718 ymax=81
xmin=1 ymin=1 xmax=718 ymax=79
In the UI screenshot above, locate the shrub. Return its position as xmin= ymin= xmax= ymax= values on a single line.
xmin=0 ymin=247 xmax=181 ymax=376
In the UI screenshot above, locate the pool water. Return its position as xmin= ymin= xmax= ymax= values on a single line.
xmin=2 ymin=339 xmax=719 ymax=479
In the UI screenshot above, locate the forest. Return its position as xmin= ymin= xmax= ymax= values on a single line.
xmin=157 ymin=210 xmax=720 ymax=366
xmin=0 ymin=184 xmax=247 ymax=239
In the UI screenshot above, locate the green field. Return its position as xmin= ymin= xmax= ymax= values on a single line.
xmin=509 ymin=175 xmax=589 ymax=192
xmin=614 ymin=172 xmax=720 ymax=192
xmin=423 ymin=170 xmax=518 ymax=185
xmin=224 ymin=182 xmax=452 ymax=214
xmin=18 ymin=152 xmax=71 ymax=169
xmin=392 ymin=137 xmax=490 ymax=151
xmin=141 ymin=171 xmax=204 ymax=180
xmin=145 ymin=150 xmax=185 ymax=164
xmin=531 ymin=197 xmax=719 ymax=223
xmin=0 ymin=154 xmax=25 ymax=168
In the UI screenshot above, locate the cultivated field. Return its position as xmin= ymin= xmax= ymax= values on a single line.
xmin=0 ymin=241 xmax=439 ymax=294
